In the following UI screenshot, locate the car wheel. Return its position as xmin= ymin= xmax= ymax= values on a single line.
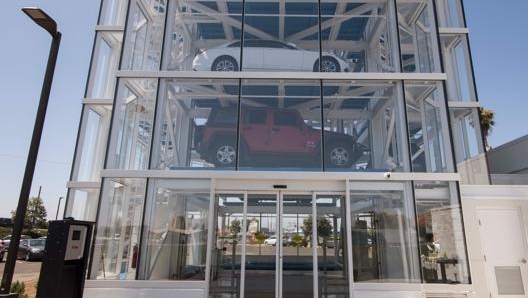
xmin=25 ymin=253 xmax=31 ymax=262
xmin=211 ymin=141 xmax=237 ymax=167
xmin=314 ymin=56 xmax=340 ymax=72
xmin=326 ymin=143 xmax=353 ymax=168
xmin=211 ymin=56 xmax=239 ymax=71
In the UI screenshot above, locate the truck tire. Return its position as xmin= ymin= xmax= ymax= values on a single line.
xmin=210 ymin=140 xmax=237 ymax=167
xmin=326 ymin=143 xmax=353 ymax=168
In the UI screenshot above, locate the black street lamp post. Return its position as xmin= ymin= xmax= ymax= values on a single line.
xmin=55 ymin=196 xmax=64 ymax=220
xmin=0 ymin=8 xmax=61 ymax=296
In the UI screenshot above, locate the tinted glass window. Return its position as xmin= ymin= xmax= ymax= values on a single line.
xmin=266 ymin=40 xmax=283 ymax=48
xmin=29 ymin=239 xmax=46 ymax=247
xmin=244 ymin=40 xmax=262 ymax=47
xmin=274 ymin=111 xmax=297 ymax=126
xmin=245 ymin=110 xmax=267 ymax=124
xmin=211 ymin=108 xmax=238 ymax=125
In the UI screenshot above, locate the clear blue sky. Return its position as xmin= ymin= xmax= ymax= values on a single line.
xmin=0 ymin=0 xmax=527 ymax=218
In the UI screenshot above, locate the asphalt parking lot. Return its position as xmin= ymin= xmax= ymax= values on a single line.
xmin=0 ymin=257 xmax=41 ymax=283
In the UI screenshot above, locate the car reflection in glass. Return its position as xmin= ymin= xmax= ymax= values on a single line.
xmin=18 ymin=238 xmax=46 ymax=261
xmin=192 ymin=39 xmax=349 ymax=72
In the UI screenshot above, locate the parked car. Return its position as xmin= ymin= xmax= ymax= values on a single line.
xmin=1 ymin=234 xmax=31 ymax=248
xmin=263 ymin=235 xmax=278 ymax=246
xmin=263 ymin=235 xmax=292 ymax=246
xmin=0 ymin=242 xmax=5 ymax=262
xmin=195 ymin=107 xmax=365 ymax=168
xmin=17 ymin=238 xmax=46 ymax=261
xmin=192 ymin=39 xmax=350 ymax=72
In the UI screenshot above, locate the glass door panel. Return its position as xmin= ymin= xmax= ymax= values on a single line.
xmin=244 ymin=193 xmax=278 ymax=298
xmin=210 ymin=194 xmax=244 ymax=298
xmin=316 ymin=194 xmax=349 ymax=298
xmin=282 ymin=194 xmax=314 ymax=298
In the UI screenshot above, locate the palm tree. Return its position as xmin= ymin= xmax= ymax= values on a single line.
xmin=479 ymin=108 xmax=495 ymax=151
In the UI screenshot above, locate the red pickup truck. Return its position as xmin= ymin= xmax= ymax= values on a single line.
xmin=195 ymin=107 xmax=364 ymax=168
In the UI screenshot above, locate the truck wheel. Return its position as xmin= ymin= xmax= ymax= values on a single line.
xmin=211 ymin=141 xmax=237 ymax=167
xmin=326 ymin=143 xmax=353 ymax=168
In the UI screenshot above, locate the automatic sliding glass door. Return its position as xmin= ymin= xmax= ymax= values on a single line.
xmin=210 ymin=191 xmax=349 ymax=298
xmin=210 ymin=193 xmax=245 ymax=298
xmin=315 ymin=194 xmax=349 ymax=298
xmin=209 ymin=192 xmax=279 ymax=298
xmin=281 ymin=194 xmax=314 ymax=298
xmin=244 ymin=193 xmax=278 ymax=298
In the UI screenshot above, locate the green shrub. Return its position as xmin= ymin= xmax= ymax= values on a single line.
xmin=23 ymin=229 xmax=47 ymax=238
xmin=10 ymin=280 xmax=29 ymax=298
xmin=0 ymin=227 xmax=11 ymax=239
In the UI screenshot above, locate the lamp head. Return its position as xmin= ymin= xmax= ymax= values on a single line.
xmin=22 ymin=7 xmax=58 ymax=37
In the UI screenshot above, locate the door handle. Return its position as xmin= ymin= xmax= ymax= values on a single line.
xmin=521 ymin=258 xmax=527 ymax=264
xmin=271 ymin=128 xmax=280 ymax=133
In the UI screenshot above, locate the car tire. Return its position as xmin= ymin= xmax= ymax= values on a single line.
xmin=326 ymin=143 xmax=353 ymax=168
xmin=210 ymin=140 xmax=237 ymax=167
xmin=314 ymin=56 xmax=340 ymax=72
xmin=25 ymin=253 xmax=31 ymax=262
xmin=211 ymin=56 xmax=239 ymax=71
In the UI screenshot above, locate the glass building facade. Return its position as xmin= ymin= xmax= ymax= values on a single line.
xmin=67 ymin=0 xmax=488 ymax=297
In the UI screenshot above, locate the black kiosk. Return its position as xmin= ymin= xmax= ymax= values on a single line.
xmin=36 ymin=219 xmax=94 ymax=298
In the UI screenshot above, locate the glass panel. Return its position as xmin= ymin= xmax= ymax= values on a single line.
xmin=441 ymin=35 xmax=476 ymax=102
xmin=397 ymin=1 xmax=440 ymax=73
xmin=210 ymin=194 xmax=244 ymax=298
xmin=165 ymin=0 xmax=242 ymax=71
xmin=151 ymin=79 xmax=240 ymax=169
xmin=415 ymin=181 xmax=470 ymax=283
xmin=450 ymin=108 xmax=483 ymax=161
xmin=322 ymin=80 xmax=405 ymax=171
xmin=74 ymin=106 xmax=111 ymax=181
xmin=86 ymin=31 xmax=122 ymax=99
xmin=64 ymin=188 xmax=100 ymax=221
xmin=139 ymin=182 xmax=209 ymax=280
xmin=108 ymin=78 xmax=157 ymax=169
xmin=316 ymin=195 xmax=348 ymax=297
xmin=350 ymin=187 xmax=420 ymax=282
xmin=435 ymin=0 xmax=465 ymax=28
xmin=99 ymin=0 xmax=128 ymax=26
xmin=239 ymin=80 xmax=322 ymax=170
xmin=121 ymin=0 xmax=165 ymax=70
xmin=242 ymin=0 xmax=321 ymax=73
xmin=90 ymin=178 xmax=146 ymax=280
xmin=450 ymin=108 xmax=489 ymax=184
xmin=405 ymin=81 xmax=452 ymax=172
xmin=321 ymin=0 xmax=394 ymax=73
xmin=282 ymin=194 xmax=314 ymax=297
xmin=245 ymin=194 xmax=277 ymax=298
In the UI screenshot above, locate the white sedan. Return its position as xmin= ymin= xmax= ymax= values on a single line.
xmin=192 ymin=39 xmax=350 ymax=72
xmin=263 ymin=235 xmax=278 ymax=246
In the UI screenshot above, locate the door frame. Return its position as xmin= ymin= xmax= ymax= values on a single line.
xmin=210 ymin=188 xmax=348 ymax=298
